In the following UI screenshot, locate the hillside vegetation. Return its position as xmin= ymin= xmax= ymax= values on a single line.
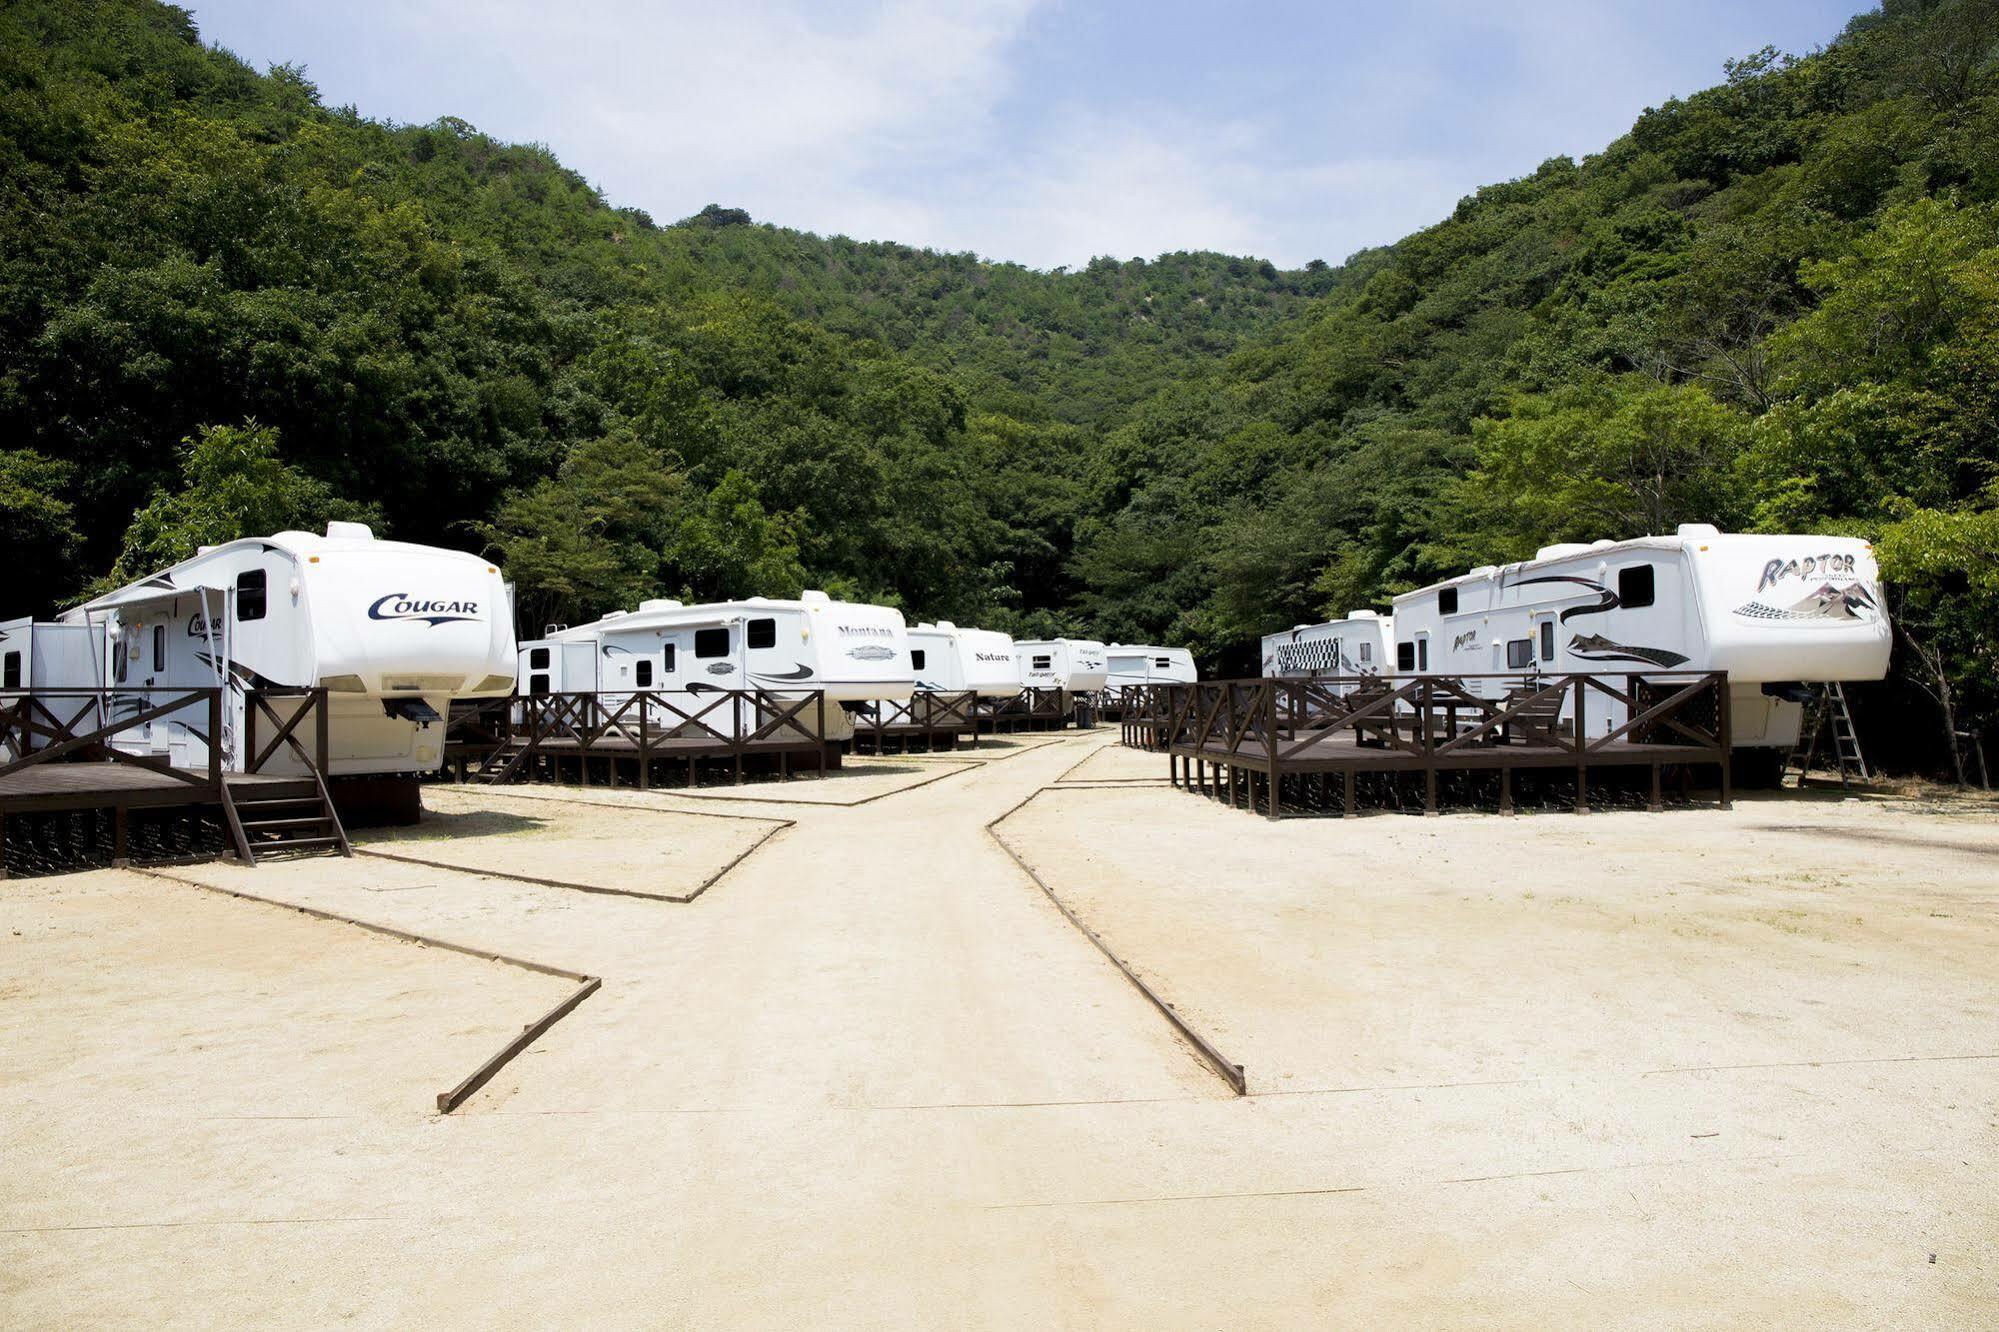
xmin=2 ymin=0 xmax=1996 ymax=770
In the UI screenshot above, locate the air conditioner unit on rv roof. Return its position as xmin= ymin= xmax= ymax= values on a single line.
xmin=325 ymin=521 xmax=374 ymax=540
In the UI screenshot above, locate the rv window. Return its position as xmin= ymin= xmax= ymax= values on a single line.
xmin=2 ymin=651 xmax=18 ymax=689
xmin=635 ymin=660 xmax=654 ymax=687
xmin=529 ymin=647 xmax=550 ymax=669
xmin=529 ymin=673 xmax=549 ymax=696
xmin=1618 ymin=564 xmax=1655 ymax=609
xmin=1417 ymin=639 xmax=1429 ymax=671
xmin=1032 ymin=655 xmax=1052 ymax=671
xmin=1155 ymin=657 xmax=1171 ymax=668
xmin=1397 ymin=642 xmax=1415 ymax=672
xmin=695 ymin=627 xmax=729 ymax=658
xmin=910 ymin=650 xmax=926 ymax=671
xmin=236 ymin=569 xmax=267 ymax=621
xmin=747 ymin=617 xmax=776 ymax=650
xmin=115 ymin=633 xmax=130 ymax=683
xmin=1507 ymin=638 xmax=1533 ymax=669
xmin=1359 ymin=642 xmax=1373 ymax=664
xmin=1540 ymin=620 xmax=1555 ymax=662
xmin=152 ymin=624 xmax=165 ymax=671
xmin=1438 ymin=587 xmax=1458 ymax=615
xmin=663 ymin=644 xmax=676 ymax=672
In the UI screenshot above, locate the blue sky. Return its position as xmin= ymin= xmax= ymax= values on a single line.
xmin=185 ymin=1 xmax=1866 ymax=270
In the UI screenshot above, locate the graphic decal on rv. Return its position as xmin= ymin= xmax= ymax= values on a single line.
xmin=756 ymin=665 xmax=815 ymax=681
xmin=1510 ymin=574 xmax=1621 ymax=622
xmin=846 ymin=644 xmax=896 ymax=661
xmin=1733 ymin=581 xmax=1879 ymax=623
xmin=1566 ymin=635 xmax=1691 ymax=668
xmin=1756 ymin=553 xmax=1859 ymax=592
xmin=705 ymin=663 xmax=735 ymax=676
xmin=1509 ymin=573 xmax=1689 ymax=667
xmin=366 ymin=593 xmax=481 ymax=627
xmin=1274 ymin=633 xmax=1353 ymax=675
xmin=1451 ymin=629 xmax=1481 ymax=652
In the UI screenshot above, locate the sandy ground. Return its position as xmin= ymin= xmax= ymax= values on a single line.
xmin=357 ymin=786 xmax=778 ymax=897
xmin=3 ymin=729 xmax=1995 ymax=1327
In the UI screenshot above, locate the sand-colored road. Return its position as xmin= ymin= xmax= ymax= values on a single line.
xmin=4 ymin=731 xmax=1995 ymax=1327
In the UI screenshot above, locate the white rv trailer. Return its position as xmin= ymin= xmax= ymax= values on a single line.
xmin=27 ymin=523 xmax=515 ymax=781
xmin=516 ymin=591 xmax=914 ymax=743
xmin=1386 ymin=524 xmax=1890 ymax=753
xmin=1260 ymin=612 xmax=1393 ymax=681
xmin=907 ymin=623 xmax=1022 ymax=697
xmin=1014 ymin=639 xmax=1108 ymax=695
xmin=1103 ymin=645 xmax=1198 ymax=691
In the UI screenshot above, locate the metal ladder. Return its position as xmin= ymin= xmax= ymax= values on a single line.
xmin=1788 ymin=682 xmax=1870 ymax=787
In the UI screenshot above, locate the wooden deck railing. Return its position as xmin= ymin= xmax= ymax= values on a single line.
xmin=1161 ymin=672 xmax=1732 ymax=818
xmin=0 ymin=686 xmax=225 ymax=795
xmin=476 ymin=688 xmax=831 ymax=786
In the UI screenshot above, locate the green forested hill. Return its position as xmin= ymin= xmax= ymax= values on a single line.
xmin=3 ymin=0 xmax=1996 ymax=769
xmin=1068 ymin=0 xmax=1999 ymax=767
xmin=0 ymin=0 xmax=1324 ymax=632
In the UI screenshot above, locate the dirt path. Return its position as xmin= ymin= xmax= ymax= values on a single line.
xmin=4 ymin=732 xmax=1993 ymax=1327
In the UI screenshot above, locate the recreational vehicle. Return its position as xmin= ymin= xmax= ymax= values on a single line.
xmin=908 ymin=622 xmax=1024 ymax=697
xmin=1014 ymin=638 xmax=1108 ymax=695
xmin=21 ymin=523 xmax=515 ymax=798
xmin=1386 ymin=524 xmax=1891 ymax=759
xmin=1104 ymin=645 xmax=1198 ymax=691
xmin=516 ymin=591 xmax=914 ymax=743
xmin=1260 ymin=613 xmax=1392 ymax=682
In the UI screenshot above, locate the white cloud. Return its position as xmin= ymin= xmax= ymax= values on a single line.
xmin=373 ymin=0 xmax=1042 ymax=235
xmin=190 ymin=0 xmax=1856 ymax=271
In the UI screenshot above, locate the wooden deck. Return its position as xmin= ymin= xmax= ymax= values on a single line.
xmin=449 ymin=689 xmax=843 ymax=789
xmin=2 ymin=686 xmax=350 ymax=872
xmin=853 ymin=691 xmax=980 ymax=754
xmin=1154 ymin=673 xmax=1734 ymax=819
xmin=0 ymin=765 xmax=301 ymax=814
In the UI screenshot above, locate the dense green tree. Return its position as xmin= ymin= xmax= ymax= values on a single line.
xmin=106 ymin=421 xmax=376 ymax=584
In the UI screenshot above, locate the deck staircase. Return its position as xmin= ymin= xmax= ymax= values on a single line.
xmin=219 ymin=774 xmax=352 ymax=863
xmin=1786 ymin=683 xmax=1870 ymax=788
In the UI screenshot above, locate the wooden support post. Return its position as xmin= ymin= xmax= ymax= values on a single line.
xmin=1500 ymin=766 xmax=1514 ymax=816
xmin=1573 ymin=677 xmax=1589 ymax=814
xmin=1 ymin=811 xmax=9 ymax=879
xmin=1267 ymin=766 xmax=1282 ymax=821
xmin=113 ymin=806 xmax=129 ymax=866
xmin=1424 ymin=767 xmax=1439 ymax=817
xmin=1650 ymin=762 xmax=1663 ymax=812
xmin=638 ymin=702 xmax=650 ymax=791
xmin=1717 ymin=676 xmax=1733 ymax=810
xmin=1344 ymin=768 xmax=1356 ymax=817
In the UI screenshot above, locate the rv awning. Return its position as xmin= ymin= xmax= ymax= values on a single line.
xmin=73 ymin=583 xmax=221 ymax=614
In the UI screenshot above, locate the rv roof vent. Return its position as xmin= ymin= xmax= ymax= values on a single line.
xmin=1347 ymin=610 xmax=1379 ymax=620
xmin=801 ymin=590 xmax=831 ymax=605
xmin=325 ymin=521 xmax=374 ymax=541
xmin=544 ymin=623 xmax=568 ymax=636
xmin=1468 ymin=565 xmax=1499 ymax=578
xmin=197 ymin=545 xmax=217 ymax=556
xmin=638 ymin=599 xmax=682 ymax=613
xmin=1676 ymin=522 xmax=1720 ymax=539
xmin=1589 ymin=539 xmax=1616 ymax=549
xmin=1535 ymin=543 xmax=1592 ymax=561
xmin=601 ymin=610 xmax=627 ymax=620
xmin=914 ymin=621 xmax=935 ymax=630
xmin=936 ymin=620 xmax=955 ymax=631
